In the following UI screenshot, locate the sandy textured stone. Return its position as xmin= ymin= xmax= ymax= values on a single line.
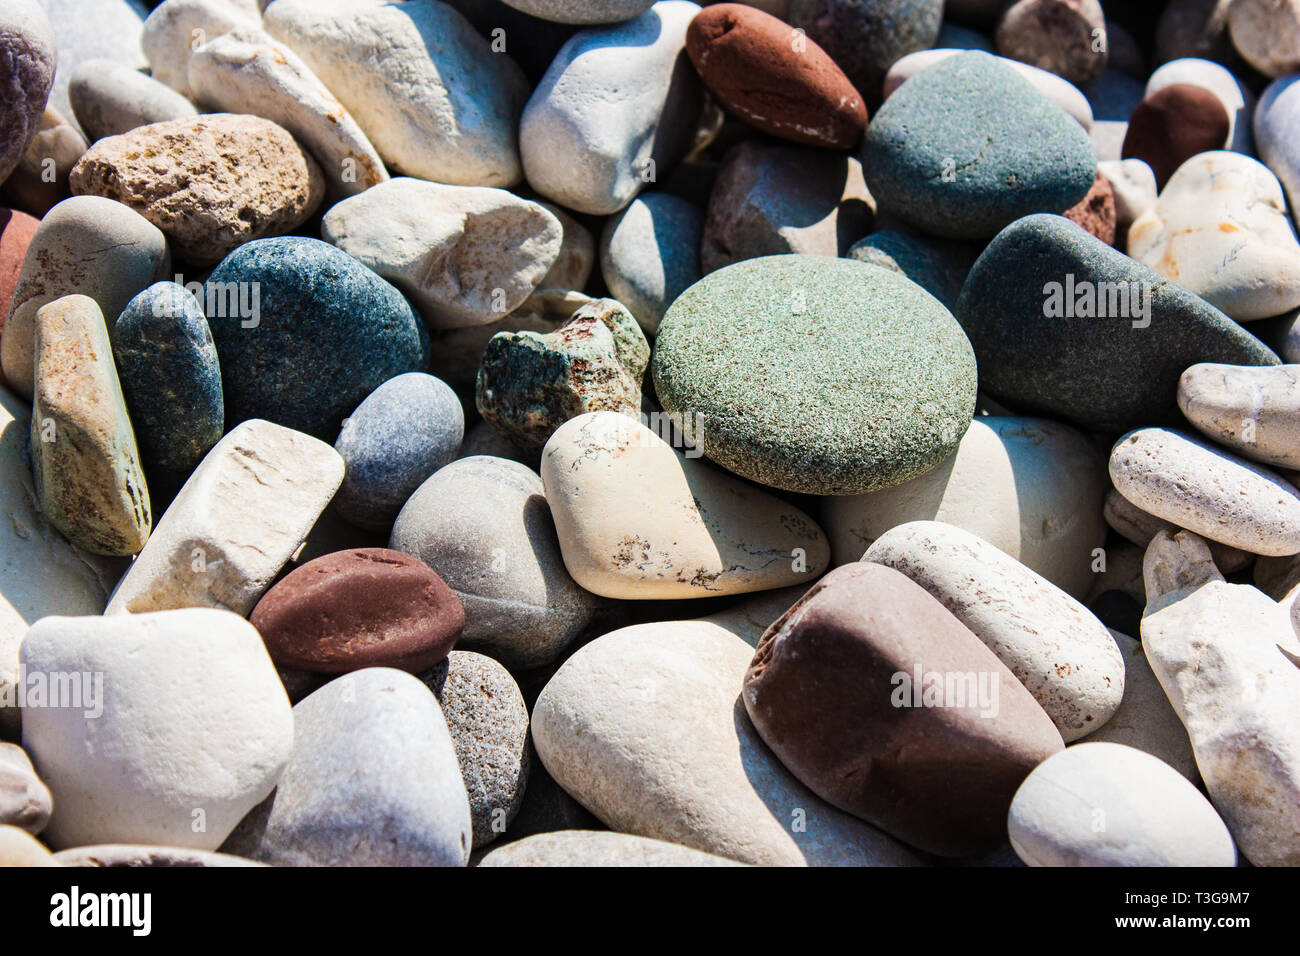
xmin=0 ymin=742 xmax=51 ymax=833
xmin=0 ymin=0 xmax=56 ymax=184
xmin=864 ymin=521 xmax=1124 ymax=742
xmin=322 ymin=177 xmax=561 ymax=329
xmin=1110 ymin=427 xmax=1300 ymax=557
xmin=1 ymin=195 xmax=169 ymax=400
xmin=533 ymin=619 xmax=924 ymax=866
xmin=54 ymin=844 xmax=265 ymax=867
xmin=1104 ymin=486 xmax=1252 ymax=574
xmin=1142 ymin=530 xmax=1300 ymax=866
xmin=1228 ymin=0 xmax=1300 ymax=78
xmin=1008 ymin=742 xmax=1235 ymax=866
xmin=68 ymin=59 xmax=197 ymax=143
xmin=105 ymin=419 xmax=343 ymax=615
xmin=1178 ymin=363 xmax=1300 ymax=470
xmin=142 ymin=0 xmax=263 ymax=98
xmin=187 ymin=29 xmax=387 ymax=199
xmin=479 ymin=830 xmax=744 ymax=866
xmin=542 ymin=412 xmax=829 ymax=599
xmin=0 ymin=824 xmax=57 ymax=865
xmin=21 ymin=608 xmax=293 ymax=850
xmin=70 ymin=113 xmax=324 ymax=266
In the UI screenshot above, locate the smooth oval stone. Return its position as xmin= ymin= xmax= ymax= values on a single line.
xmin=222 ymin=668 xmax=472 ymax=866
xmin=141 ymin=0 xmax=263 ymax=98
xmin=333 ymin=373 xmax=463 ymax=532
xmin=187 ymin=28 xmax=388 ymax=199
xmin=112 ymin=282 xmax=223 ymax=482
xmin=1128 ymin=152 xmax=1300 ymax=321
xmin=1256 ymin=75 xmax=1300 ymax=213
xmin=533 ymin=619 xmax=924 ymax=865
xmin=600 ymin=193 xmax=702 ymax=335
xmin=1227 ymin=0 xmax=1300 ymax=78
xmin=479 ymin=830 xmax=743 ymax=866
xmin=862 ymin=51 xmax=1096 ymax=240
xmin=500 ymin=0 xmax=656 ymax=23
xmin=422 ymin=650 xmax=529 ymax=849
xmin=1121 ymin=84 xmax=1229 ymax=190
xmin=68 ymin=59 xmax=197 ymax=143
xmin=519 ymin=1 xmax=703 ymax=214
xmin=864 ymin=521 xmax=1125 ymax=742
xmin=686 ymin=3 xmax=867 ymax=149
xmin=1141 ymin=530 xmax=1300 ymax=866
xmin=31 ymin=295 xmax=151 ymax=556
xmin=845 ymin=230 xmax=974 ymax=312
xmin=20 ymin=608 xmax=293 ymax=850
xmin=743 ymin=562 xmax=1065 ymax=857
xmin=1008 ymin=742 xmax=1235 ymax=866
xmin=956 ymin=214 xmax=1280 ymax=431
xmin=822 ymin=416 xmax=1106 ymax=597
xmin=389 ymin=456 xmax=598 ymax=671
xmin=1111 ymin=428 xmax=1300 ymax=557
xmin=1146 ymin=57 xmax=1253 ymax=154
xmin=105 ymin=419 xmax=343 ymax=616
xmin=701 ymin=141 xmax=874 ymax=274
xmin=53 ymin=844 xmax=264 ymax=867
xmin=250 ymin=548 xmax=464 ymax=674
xmin=653 ymin=255 xmax=977 ymax=495
xmin=322 ymin=177 xmax=562 ymax=329
xmin=0 ymin=0 xmax=56 ymax=184
xmin=1104 ymin=487 xmax=1253 ymax=575
xmin=0 ymin=742 xmax=52 ymax=834
xmin=1179 ymin=364 xmax=1300 ymax=470
xmin=541 ymin=411 xmax=829 ymax=599
xmin=1 ymin=195 xmax=170 ymax=400
xmin=204 ymin=237 xmax=429 ymax=439
xmin=264 ymin=0 xmax=528 ymax=187
xmin=995 ymin=0 xmax=1106 ymax=85
xmin=477 ymin=299 xmax=649 ymax=453
xmin=70 ymin=113 xmax=325 ymax=266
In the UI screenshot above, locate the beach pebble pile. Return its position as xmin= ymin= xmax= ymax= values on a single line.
xmin=4 ymin=0 xmax=1300 ymax=870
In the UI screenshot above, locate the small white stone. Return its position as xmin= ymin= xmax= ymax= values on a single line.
xmin=1178 ymin=363 xmax=1300 ymax=470
xmin=141 ymin=0 xmax=262 ymax=99
xmin=1097 ymin=158 xmax=1156 ymax=228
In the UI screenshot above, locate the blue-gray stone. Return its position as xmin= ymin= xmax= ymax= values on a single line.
xmin=112 ymin=281 xmax=223 ymax=481
xmin=599 ymin=192 xmax=702 ymax=336
xmin=861 ymin=51 xmax=1097 ymax=239
xmin=334 ymin=372 xmax=465 ymax=532
xmin=204 ymin=237 xmax=429 ymax=439
xmin=845 ymin=229 xmax=976 ymax=312
xmin=956 ymin=214 xmax=1281 ymax=432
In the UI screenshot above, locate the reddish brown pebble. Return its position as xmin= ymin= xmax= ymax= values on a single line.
xmin=686 ymin=3 xmax=868 ymax=149
xmin=1122 ymin=83 xmax=1230 ymax=190
xmin=250 ymin=548 xmax=464 ymax=674
xmin=0 ymin=208 xmax=39 ymax=383
xmin=742 ymin=562 xmax=1064 ymax=858
xmin=1062 ymin=171 xmax=1117 ymax=245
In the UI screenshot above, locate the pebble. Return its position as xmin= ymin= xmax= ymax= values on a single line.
xmin=742 ymin=562 xmax=1064 ymax=857
xmin=599 ymin=193 xmax=702 ymax=335
xmin=429 ymin=310 xmax=564 ymax=393
xmin=498 ymin=0 xmax=656 ymax=24
xmin=0 ymin=209 xmax=39 ymax=361
xmin=1255 ymin=75 xmax=1300 ymax=214
xmin=685 ymin=3 xmax=867 ymax=149
xmin=250 ymin=548 xmax=464 ymax=675
xmin=333 ymin=373 xmax=464 ymax=532
xmin=1104 ymin=487 xmax=1253 ymax=574
xmin=862 ymin=51 xmax=1097 ymax=240
xmin=864 ymin=521 xmax=1125 ymax=742
xmin=1 ymin=195 xmax=170 ymax=401
xmin=389 ymin=456 xmax=598 ymax=671
xmin=322 ymin=177 xmax=562 ymax=330
xmin=1155 ymin=0 xmax=1236 ymax=65
xmin=187 ymin=28 xmax=387 ymax=198
xmin=54 ymin=845 xmax=264 ymax=867
xmin=69 ymin=113 xmax=324 ymax=267
xmin=0 ymin=824 xmax=57 ymax=866
xmin=653 ymin=255 xmax=976 ymax=494
xmin=422 ymin=650 xmax=530 ymax=849
xmin=30 ymin=295 xmax=151 ymax=556
xmin=203 ymin=237 xmax=429 ymax=439
xmin=519 ymin=1 xmax=702 ymax=214
xmin=20 ymin=608 xmax=293 ymax=850
xmin=821 ymin=416 xmax=1107 ymax=598
xmin=0 ymin=0 xmax=56 ymax=184
xmin=67 ymin=59 xmax=197 ymax=144
xmin=956 ymin=214 xmax=1280 ymax=431
xmin=479 ymin=830 xmax=744 ymax=866
xmin=1007 ymin=742 xmax=1236 ymax=866
xmin=1121 ymin=84 xmax=1229 ymax=190
xmin=994 ymin=0 xmax=1107 ymax=86
xmin=1146 ymin=57 xmax=1253 ymax=154
xmin=1128 ymin=152 xmax=1300 ymax=321
xmin=477 ymin=300 xmax=649 ymax=453
xmin=0 ymin=742 xmax=52 ymax=834
xmin=141 ymin=0 xmax=263 ymax=99
xmin=541 ymin=411 xmax=828 ymax=598
xmin=222 ymin=669 xmax=471 ymax=866
xmin=844 ymin=230 xmax=972 ymax=311
xmin=1141 ymin=530 xmax=1300 ymax=866
xmin=264 ymin=0 xmax=528 ymax=187
xmin=1178 ymin=363 xmax=1300 ymax=471
xmin=537 ymin=203 xmax=595 ymax=292
xmin=105 ymin=419 xmax=343 ymax=616
xmin=701 ymin=141 xmax=873 ymax=274
xmin=37 ymin=0 xmax=149 ymax=138
xmin=1110 ymin=427 xmax=1300 ymax=557
xmin=1097 ymin=157 xmax=1157 ymax=232
xmin=112 ymin=282 xmax=223 ymax=483
xmin=1226 ymin=0 xmax=1300 ymax=78
xmin=0 ymin=106 xmax=87 ymax=218
xmin=532 ymin=618 xmax=925 ymax=865
xmin=1062 ymin=171 xmax=1116 ymax=245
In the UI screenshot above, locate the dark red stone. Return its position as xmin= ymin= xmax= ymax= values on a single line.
xmin=250 ymin=548 xmax=464 ymax=674
xmin=1122 ymin=83 xmax=1229 ymax=190
xmin=1062 ymin=171 xmax=1117 ymax=246
xmin=0 ymin=207 xmax=37 ymax=388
